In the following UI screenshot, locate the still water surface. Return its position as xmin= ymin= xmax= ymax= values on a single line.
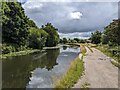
xmin=3 ymin=46 xmax=80 ymax=88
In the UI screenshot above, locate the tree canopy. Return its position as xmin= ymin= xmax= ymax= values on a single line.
xmin=103 ymin=19 xmax=120 ymax=45
xmin=42 ymin=23 xmax=60 ymax=47
xmin=2 ymin=2 xmax=60 ymax=54
xmin=90 ymin=30 xmax=102 ymax=44
xmin=2 ymin=2 xmax=30 ymax=46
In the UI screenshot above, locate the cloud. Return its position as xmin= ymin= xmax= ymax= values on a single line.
xmin=22 ymin=2 xmax=43 ymax=9
xmin=58 ymin=32 xmax=91 ymax=39
xmin=22 ymin=1 xmax=118 ymax=39
xmin=21 ymin=0 xmax=119 ymax=2
xmin=70 ymin=12 xmax=83 ymax=20
xmin=18 ymin=0 xmax=28 ymax=4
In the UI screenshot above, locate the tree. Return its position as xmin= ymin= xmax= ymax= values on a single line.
xmin=71 ymin=40 xmax=77 ymax=43
xmin=29 ymin=28 xmax=48 ymax=49
xmin=74 ymin=38 xmax=80 ymax=43
xmin=27 ymin=19 xmax=37 ymax=28
xmin=91 ymin=30 xmax=102 ymax=44
xmin=62 ymin=38 xmax=68 ymax=44
xmin=101 ymin=34 xmax=109 ymax=44
xmin=2 ymin=2 xmax=30 ymax=46
xmin=42 ymin=23 xmax=60 ymax=47
xmin=104 ymin=19 xmax=120 ymax=45
xmin=79 ymin=39 xmax=86 ymax=43
xmin=59 ymin=39 xmax=63 ymax=43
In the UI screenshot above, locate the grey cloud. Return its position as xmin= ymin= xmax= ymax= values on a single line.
xmin=58 ymin=32 xmax=91 ymax=39
xmin=23 ymin=1 xmax=118 ymax=38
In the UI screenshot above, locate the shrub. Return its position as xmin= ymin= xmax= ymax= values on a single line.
xmin=2 ymin=44 xmax=15 ymax=54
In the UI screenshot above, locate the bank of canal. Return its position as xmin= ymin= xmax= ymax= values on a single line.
xmin=2 ymin=45 xmax=80 ymax=88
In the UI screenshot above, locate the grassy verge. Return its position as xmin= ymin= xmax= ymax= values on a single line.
xmin=1 ymin=49 xmax=42 ymax=59
xmin=96 ymin=45 xmax=120 ymax=62
xmin=81 ymin=82 xmax=90 ymax=89
xmin=85 ymin=43 xmax=93 ymax=53
xmin=111 ymin=61 xmax=120 ymax=68
xmin=55 ymin=57 xmax=84 ymax=88
xmin=80 ymin=44 xmax=87 ymax=55
xmin=96 ymin=44 xmax=120 ymax=67
xmin=87 ymin=46 xmax=93 ymax=53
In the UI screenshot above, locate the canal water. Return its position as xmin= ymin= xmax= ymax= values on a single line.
xmin=2 ymin=45 xmax=80 ymax=88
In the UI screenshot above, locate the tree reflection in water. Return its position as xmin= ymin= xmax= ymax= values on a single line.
xmin=2 ymin=49 xmax=60 ymax=88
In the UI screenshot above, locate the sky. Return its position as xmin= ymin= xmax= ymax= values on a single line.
xmin=21 ymin=0 xmax=118 ymax=39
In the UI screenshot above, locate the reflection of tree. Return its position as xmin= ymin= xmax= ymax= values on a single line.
xmin=2 ymin=49 xmax=60 ymax=88
xmin=63 ymin=46 xmax=67 ymax=50
xmin=45 ymin=49 xmax=59 ymax=70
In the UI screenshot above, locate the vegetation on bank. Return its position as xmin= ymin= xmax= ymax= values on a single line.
xmin=55 ymin=57 xmax=84 ymax=88
xmin=60 ymin=38 xmax=87 ymax=44
xmin=96 ymin=44 xmax=120 ymax=62
xmin=96 ymin=44 xmax=120 ymax=68
xmin=85 ymin=44 xmax=93 ymax=53
xmin=89 ymin=19 xmax=120 ymax=65
xmin=111 ymin=60 xmax=120 ymax=68
xmin=1 ymin=49 xmax=42 ymax=59
xmin=2 ymin=2 xmax=60 ymax=55
xmin=80 ymin=44 xmax=87 ymax=55
xmin=81 ymin=82 xmax=90 ymax=89
xmin=54 ymin=44 xmax=86 ymax=88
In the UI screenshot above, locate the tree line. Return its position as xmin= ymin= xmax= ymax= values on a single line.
xmin=60 ymin=38 xmax=87 ymax=44
xmin=90 ymin=19 xmax=120 ymax=46
xmin=90 ymin=19 xmax=120 ymax=58
xmin=2 ymin=2 xmax=60 ymax=54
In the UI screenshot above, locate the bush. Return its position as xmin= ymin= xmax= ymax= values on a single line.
xmin=28 ymin=28 xmax=48 ymax=49
xmin=2 ymin=44 xmax=16 ymax=54
xmin=108 ymin=41 xmax=113 ymax=47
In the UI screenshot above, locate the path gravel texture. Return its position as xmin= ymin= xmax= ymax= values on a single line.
xmin=73 ymin=47 xmax=118 ymax=88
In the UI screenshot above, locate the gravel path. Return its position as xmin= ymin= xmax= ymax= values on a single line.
xmin=73 ymin=46 xmax=118 ymax=88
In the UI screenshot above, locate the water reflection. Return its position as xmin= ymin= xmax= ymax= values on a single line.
xmin=63 ymin=46 xmax=67 ymax=50
xmin=2 ymin=46 xmax=80 ymax=88
xmin=27 ymin=46 xmax=80 ymax=88
xmin=2 ymin=49 xmax=60 ymax=88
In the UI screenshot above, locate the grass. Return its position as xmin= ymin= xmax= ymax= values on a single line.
xmin=55 ymin=57 xmax=84 ymax=88
xmin=80 ymin=44 xmax=87 ymax=55
xmin=87 ymin=46 xmax=93 ymax=53
xmin=54 ymin=43 xmax=86 ymax=88
xmin=81 ymin=82 xmax=90 ymax=89
xmin=1 ymin=49 xmax=42 ymax=59
xmin=96 ymin=44 xmax=120 ymax=62
xmin=111 ymin=60 xmax=120 ymax=68
xmin=85 ymin=43 xmax=93 ymax=53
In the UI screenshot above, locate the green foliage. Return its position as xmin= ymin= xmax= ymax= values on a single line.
xmin=74 ymin=38 xmax=80 ymax=42
xmin=101 ymin=34 xmax=109 ymax=44
xmin=27 ymin=19 xmax=37 ymax=28
xmin=96 ymin=45 xmax=120 ymax=62
xmin=42 ymin=23 xmax=60 ymax=47
xmin=59 ymin=39 xmax=63 ymax=43
xmin=91 ymin=19 xmax=120 ymax=46
xmin=2 ymin=2 xmax=60 ymax=54
xmin=91 ymin=30 xmax=102 ymax=44
xmin=2 ymin=2 xmax=29 ymax=46
xmin=28 ymin=28 xmax=48 ymax=49
xmin=2 ymin=44 xmax=16 ymax=54
xmin=67 ymin=38 xmax=86 ymax=43
xmin=62 ymin=38 xmax=68 ymax=44
xmin=79 ymin=39 xmax=86 ymax=43
xmin=55 ymin=57 xmax=84 ymax=88
xmin=71 ymin=39 xmax=77 ymax=43
xmin=103 ymin=19 xmax=120 ymax=45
